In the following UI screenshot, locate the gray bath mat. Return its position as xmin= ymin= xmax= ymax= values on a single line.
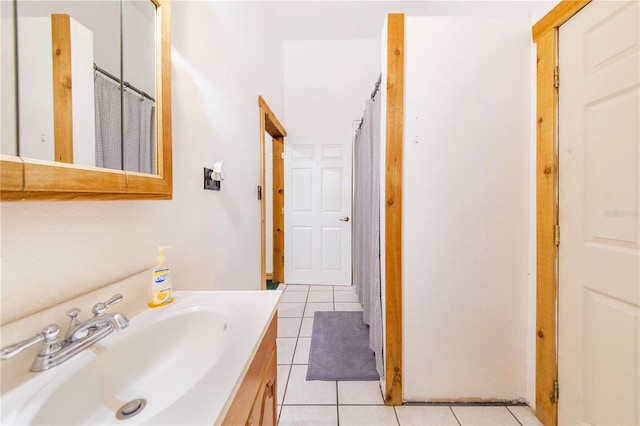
xmin=306 ymin=311 xmax=380 ymax=381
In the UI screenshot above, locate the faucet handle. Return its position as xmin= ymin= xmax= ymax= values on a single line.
xmin=105 ymin=293 xmax=123 ymax=306
xmin=66 ymin=308 xmax=82 ymax=326
xmin=92 ymin=293 xmax=123 ymax=316
xmin=1 ymin=324 xmax=61 ymax=360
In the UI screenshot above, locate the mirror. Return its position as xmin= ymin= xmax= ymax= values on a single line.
xmin=0 ymin=0 xmax=172 ymax=201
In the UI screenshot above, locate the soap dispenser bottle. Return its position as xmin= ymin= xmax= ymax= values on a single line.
xmin=149 ymin=245 xmax=174 ymax=308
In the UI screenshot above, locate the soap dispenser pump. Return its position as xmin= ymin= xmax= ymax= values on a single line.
xmin=149 ymin=245 xmax=174 ymax=308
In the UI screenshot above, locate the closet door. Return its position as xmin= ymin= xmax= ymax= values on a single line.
xmin=558 ymin=1 xmax=640 ymax=424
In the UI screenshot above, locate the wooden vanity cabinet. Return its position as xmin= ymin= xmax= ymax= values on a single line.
xmin=221 ymin=314 xmax=277 ymax=426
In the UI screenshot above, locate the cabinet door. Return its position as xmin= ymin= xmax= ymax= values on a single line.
xmin=246 ymin=347 xmax=277 ymax=426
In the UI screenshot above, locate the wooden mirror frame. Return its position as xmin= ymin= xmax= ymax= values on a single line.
xmin=0 ymin=0 xmax=172 ymax=201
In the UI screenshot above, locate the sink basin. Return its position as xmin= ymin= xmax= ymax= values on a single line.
xmin=0 ymin=291 xmax=281 ymax=425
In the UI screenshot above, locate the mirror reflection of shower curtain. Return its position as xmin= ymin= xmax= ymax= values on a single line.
xmin=94 ymin=73 xmax=121 ymax=170
xmin=123 ymin=88 xmax=155 ymax=174
xmin=94 ymin=72 xmax=155 ymax=173
xmin=353 ymin=89 xmax=383 ymax=378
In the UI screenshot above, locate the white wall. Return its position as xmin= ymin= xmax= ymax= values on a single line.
xmin=16 ymin=18 xmax=54 ymax=161
xmin=0 ymin=1 xmax=284 ymax=325
xmin=401 ymin=16 xmax=531 ymax=401
xmin=123 ymin=0 xmax=155 ymax=96
xmin=284 ymin=39 xmax=381 ymax=140
xmin=71 ymin=19 xmax=96 ymax=167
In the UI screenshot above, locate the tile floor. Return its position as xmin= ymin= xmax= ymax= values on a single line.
xmin=275 ymin=283 xmax=542 ymax=426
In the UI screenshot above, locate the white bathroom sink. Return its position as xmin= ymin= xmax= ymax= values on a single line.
xmin=0 ymin=291 xmax=281 ymax=425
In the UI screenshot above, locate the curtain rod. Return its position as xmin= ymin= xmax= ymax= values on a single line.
xmin=358 ymin=73 xmax=382 ymax=130
xmin=357 ymin=74 xmax=383 ymax=131
xmin=94 ymin=63 xmax=155 ymax=103
xmin=370 ymin=74 xmax=382 ymax=99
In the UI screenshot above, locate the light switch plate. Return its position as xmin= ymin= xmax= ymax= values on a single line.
xmin=204 ymin=168 xmax=221 ymax=191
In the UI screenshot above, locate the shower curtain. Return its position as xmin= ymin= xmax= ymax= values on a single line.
xmin=94 ymin=72 xmax=121 ymax=170
xmin=353 ymin=89 xmax=383 ymax=378
xmin=95 ymin=71 xmax=155 ymax=173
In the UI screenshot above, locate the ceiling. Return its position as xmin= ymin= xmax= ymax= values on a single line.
xmin=270 ymin=1 xmax=430 ymax=41
xmin=269 ymin=0 xmax=558 ymax=41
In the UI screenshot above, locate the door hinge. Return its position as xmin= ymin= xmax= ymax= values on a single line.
xmin=554 ymin=66 xmax=559 ymax=88
xmin=281 ymin=151 xmax=285 ymax=160
xmin=552 ymin=380 xmax=559 ymax=403
xmin=257 ymin=185 xmax=262 ymax=201
xmin=281 ymin=255 xmax=284 ymax=263
xmin=554 ymin=224 xmax=560 ymax=246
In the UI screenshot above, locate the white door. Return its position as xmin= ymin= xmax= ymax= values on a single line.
xmin=285 ymin=140 xmax=352 ymax=285
xmin=558 ymin=1 xmax=640 ymax=424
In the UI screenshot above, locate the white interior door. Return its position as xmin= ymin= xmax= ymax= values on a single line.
xmin=285 ymin=140 xmax=352 ymax=285
xmin=558 ymin=1 xmax=640 ymax=424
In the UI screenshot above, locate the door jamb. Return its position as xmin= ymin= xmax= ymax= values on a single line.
xmin=259 ymin=96 xmax=287 ymax=290
xmin=384 ymin=13 xmax=404 ymax=406
xmin=532 ymin=1 xmax=591 ymax=424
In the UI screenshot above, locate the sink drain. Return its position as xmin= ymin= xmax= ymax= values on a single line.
xmin=116 ymin=398 xmax=147 ymax=420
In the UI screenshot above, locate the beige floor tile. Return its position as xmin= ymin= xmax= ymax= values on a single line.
xmin=452 ymin=406 xmax=519 ymax=425
xmin=278 ymin=317 xmax=302 ymax=338
xmin=334 ymin=290 xmax=360 ymax=303
xmin=334 ymin=302 xmax=363 ymax=312
xmin=338 ymin=405 xmax=398 ymax=426
xmin=395 ymin=406 xmax=459 ymax=426
xmin=507 ymin=406 xmax=542 ymax=426
xmin=293 ymin=337 xmax=312 ymax=364
xmin=304 ymin=302 xmax=334 ymax=317
xmin=285 ymin=284 xmax=310 ymax=291
xmin=300 ymin=317 xmax=315 ymax=337
xmin=308 ymin=291 xmax=333 ymax=303
xmin=277 ymin=365 xmax=291 ymax=405
xmin=278 ymin=302 xmax=305 ymax=318
xmin=338 ymin=381 xmax=384 ymax=405
xmin=277 ymin=337 xmax=296 ymax=365
xmin=309 ymin=285 xmax=335 ymax=292
xmin=283 ymin=365 xmax=337 ymax=405
xmin=281 ymin=291 xmax=309 ymax=303
xmin=279 ymin=405 xmax=338 ymax=426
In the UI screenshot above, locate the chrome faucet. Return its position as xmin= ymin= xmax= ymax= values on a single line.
xmin=0 ymin=294 xmax=129 ymax=372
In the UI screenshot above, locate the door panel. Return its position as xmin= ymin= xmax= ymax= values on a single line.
xmin=321 ymin=168 xmax=343 ymax=212
xmin=558 ymin=1 xmax=640 ymax=424
xmin=292 ymin=168 xmax=313 ymax=211
xmin=321 ymin=227 xmax=343 ymax=271
xmin=583 ymin=291 xmax=639 ymax=425
xmin=292 ymin=227 xmax=313 ymax=270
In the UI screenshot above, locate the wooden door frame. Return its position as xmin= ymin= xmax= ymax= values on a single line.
xmin=259 ymin=96 xmax=287 ymax=289
xmin=532 ymin=1 xmax=591 ymax=424
xmin=383 ymin=13 xmax=404 ymax=406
